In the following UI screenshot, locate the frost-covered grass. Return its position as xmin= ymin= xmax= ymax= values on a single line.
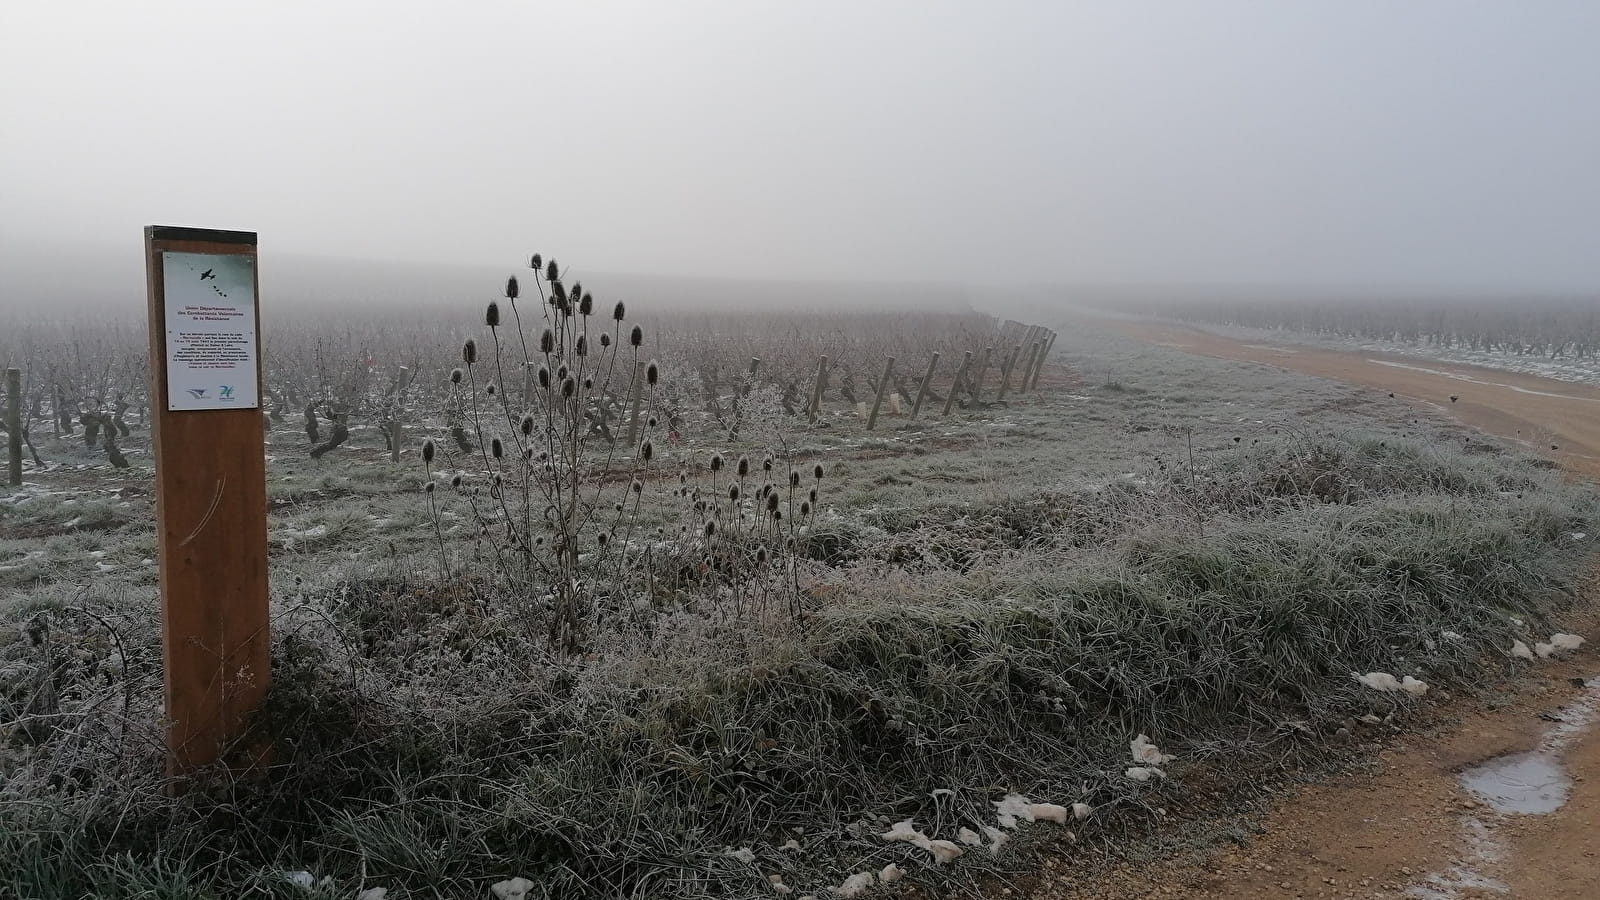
xmin=1 ymin=321 xmax=1595 ymax=899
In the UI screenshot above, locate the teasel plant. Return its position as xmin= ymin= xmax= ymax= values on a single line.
xmin=418 ymin=254 xmax=665 ymax=652
xmin=649 ymin=449 xmax=826 ymax=629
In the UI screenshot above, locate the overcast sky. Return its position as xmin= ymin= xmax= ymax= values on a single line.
xmin=3 ymin=1 xmax=1598 ymax=290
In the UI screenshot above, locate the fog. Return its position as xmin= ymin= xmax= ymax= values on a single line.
xmin=3 ymin=1 xmax=1599 ymax=311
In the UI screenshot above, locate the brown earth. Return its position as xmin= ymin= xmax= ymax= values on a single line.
xmin=1106 ymin=320 xmax=1600 ymax=479
xmin=1023 ymin=320 xmax=1600 ymax=899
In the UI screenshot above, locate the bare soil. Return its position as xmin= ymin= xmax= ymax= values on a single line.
xmin=1025 ymin=319 xmax=1600 ymax=899
xmin=1110 ymin=320 xmax=1600 ymax=479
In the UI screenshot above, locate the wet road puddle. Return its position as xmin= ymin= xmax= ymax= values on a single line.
xmin=1409 ymin=674 xmax=1596 ymax=898
xmin=1459 ymin=751 xmax=1570 ymax=814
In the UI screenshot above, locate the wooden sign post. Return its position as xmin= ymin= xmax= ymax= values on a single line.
xmin=144 ymin=226 xmax=270 ymax=779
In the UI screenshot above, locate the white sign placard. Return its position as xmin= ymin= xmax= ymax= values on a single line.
xmin=162 ymin=251 xmax=259 ymax=411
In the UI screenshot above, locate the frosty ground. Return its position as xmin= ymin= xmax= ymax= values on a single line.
xmin=2 ymin=315 xmax=1594 ymax=899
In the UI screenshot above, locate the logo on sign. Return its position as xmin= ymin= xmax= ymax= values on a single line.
xmin=219 ymin=385 xmax=234 ymax=399
xmin=187 ymin=388 xmax=208 ymax=399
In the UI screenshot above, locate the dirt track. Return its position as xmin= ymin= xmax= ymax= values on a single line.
xmin=1108 ymin=320 xmax=1600 ymax=479
xmin=1027 ymin=320 xmax=1600 ymax=899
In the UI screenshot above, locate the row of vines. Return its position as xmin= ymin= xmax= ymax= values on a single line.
xmin=2 ymin=300 xmax=1058 ymax=471
xmin=1125 ymin=294 xmax=1600 ymax=358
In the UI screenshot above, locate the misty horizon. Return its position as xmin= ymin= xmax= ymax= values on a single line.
xmin=4 ymin=2 xmax=1600 ymax=299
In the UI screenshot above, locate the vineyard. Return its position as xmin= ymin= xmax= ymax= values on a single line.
xmin=1 ymin=292 xmax=1059 ymax=476
xmin=1 ymin=275 xmax=1594 ymax=900
xmin=1112 ymin=292 xmax=1600 ymax=360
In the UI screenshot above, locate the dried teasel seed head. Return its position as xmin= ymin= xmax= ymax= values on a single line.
xmin=491 ymin=437 xmax=503 ymax=459
xmin=704 ymin=519 xmax=717 ymax=537
xmin=648 ymin=415 xmax=658 ymax=427
xmin=504 ymin=276 xmax=519 ymax=300
xmin=613 ymin=300 xmax=626 ymax=321
xmin=631 ymin=479 xmax=643 ymax=494
xmin=579 ymin=292 xmax=593 ymax=316
xmin=520 ymin=414 xmax=535 ymax=436
xmin=630 ymin=325 xmax=643 ymax=347
xmin=646 ymin=361 xmax=659 ymax=385
xmin=546 ymin=258 xmax=559 ymax=282
xmin=575 ymin=335 xmax=587 ymax=356
xmin=597 ymin=532 xmax=608 ymax=546
xmin=757 ymin=547 xmax=768 ymax=564
xmin=600 ymin=333 xmax=611 ymax=348
xmin=486 ymin=300 xmax=501 ymax=326
xmin=710 ymin=453 xmax=724 ymax=472
xmin=766 ymin=492 xmax=779 ymax=513
xmin=679 ymin=471 xmax=688 ymax=484
xmin=540 ymin=328 xmax=555 ymax=354
xmin=424 ymin=480 xmax=435 ymax=493
xmin=562 ymin=378 xmax=576 ymax=399
xmin=422 ymin=439 xmax=436 ymax=463
xmin=814 ymin=463 xmax=825 ymax=480
xmin=737 ymin=455 xmax=750 ymax=477
xmin=641 ymin=439 xmax=654 ymax=461
xmin=583 ymin=377 xmax=593 ymax=390
xmin=772 ymin=508 xmax=783 ymax=522
xmin=538 ymin=366 xmax=550 ymax=388
xmin=450 ymin=474 xmax=463 ymax=488
xmin=530 ymin=253 xmax=542 ymax=270
xmin=790 ymin=470 xmax=801 ymax=487
xmin=486 ymin=383 xmax=496 ymax=396
xmin=763 ymin=457 xmax=774 ymax=472
xmin=450 ymin=367 xmax=463 ymax=384
xmin=614 ymin=502 xmax=624 ymax=512
xmin=462 ymin=339 xmax=478 ymax=365
xmin=557 ymin=365 xmax=568 ymax=381
xmin=729 ymin=484 xmax=740 ymax=501
xmin=808 ymin=487 xmax=818 ymax=504
xmin=800 ymin=500 xmax=811 ymax=517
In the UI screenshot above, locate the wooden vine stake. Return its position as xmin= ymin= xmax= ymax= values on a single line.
xmin=1019 ymin=342 xmax=1041 ymax=396
xmin=942 ymin=350 xmax=973 ymax=416
xmin=866 ymin=356 xmax=895 ymax=430
xmin=807 ymin=355 xmax=829 ymax=423
xmin=1030 ymin=331 xmax=1057 ymax=390
xmin=996 ymin=345 xmax=1021 ymax=401
xmin=971 ymin=346 xmax=993 ymax=403
xmin=5 ymin=367 xmax=20 ymax=487
xmin=626 ymin=360 xmax=647 ymax=449
xmin=910 ymin=352 xmax=940 ymax=419
xmin=143 ymin=226 xmax=269 ymax=782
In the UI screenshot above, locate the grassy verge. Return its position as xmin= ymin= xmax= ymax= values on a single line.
xmin=2 ymin=431 xmax=1593 ymax=900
